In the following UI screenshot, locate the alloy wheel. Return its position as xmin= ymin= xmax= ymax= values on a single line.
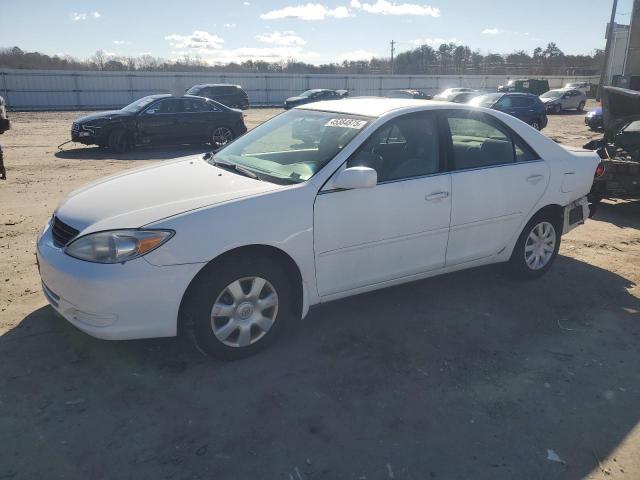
xmin=524 ymin=221 xmax=556 ymax=270
xmin=211 ymin=127 xmax=234 ymax=148
xmin=210 ymin=276 xmax=279 ymax=348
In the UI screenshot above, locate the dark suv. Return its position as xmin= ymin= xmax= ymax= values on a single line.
xmin=469 ymin=92 xmax=548 ymax=130
xmin=186 ymin=84 xmax=249 ymax=109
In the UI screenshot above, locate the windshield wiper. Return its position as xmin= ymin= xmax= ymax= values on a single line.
xmin=209 ymin=155 xmax=260 ymax=180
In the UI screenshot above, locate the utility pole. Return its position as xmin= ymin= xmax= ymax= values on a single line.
xmin=598 ymin=0 xmax=618 ymax=100
xmin=390 ymin=40 xmax=395 ymax=75
xmin=623 ymin=0 xmax=640 ymax=76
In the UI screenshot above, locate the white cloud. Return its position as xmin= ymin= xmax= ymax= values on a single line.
xmin=70 ymin=11 xmax=101 ymax=21
xmin=256 ymin=31 xmax=306 ymax=46
xmin=112 ymin=40 xmax=131 ymax=45
xmin=413 ymin=37 xmax=460 ymax=46
xmin=224 ymin=23 xmax=237 ymax=28
xmin=481 ymin=28 xmax=502 ymax=35
xmin=356 ymin=0 xmax=439 ymax=16
xmin=243 ymin=1 xmax=251 ymax=4
xmin=338 ymin=49 xmax=377 ymax=61
xmin=260 ymin=3 xmax=350 ymax=20
xmin=165 ymin=31 xmax=224 ymax=51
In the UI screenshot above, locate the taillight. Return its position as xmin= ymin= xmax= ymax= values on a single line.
xmin=595 ymin=162 xmax=605 ymax=178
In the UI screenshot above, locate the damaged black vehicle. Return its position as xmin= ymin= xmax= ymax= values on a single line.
xmin=583 ymin=86 xmax=640 ymax=213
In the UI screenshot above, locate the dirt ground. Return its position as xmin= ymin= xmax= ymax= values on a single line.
xmin=1 ymin=101 xmax=639 ymax=480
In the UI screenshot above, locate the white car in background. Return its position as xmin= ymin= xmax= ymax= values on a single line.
xmin=433 ymin=88 xmax=474 ymax=101
xmin=564 ymin=82 xmax=590 ymax=95
xmin=37 ymin=98 xmax=600 ymax=359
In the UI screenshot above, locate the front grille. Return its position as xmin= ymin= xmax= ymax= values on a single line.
xmin=71 ymin=122 xmax=80 ymax=136
xmin=51 ymin=216 xmax=79 ymax=248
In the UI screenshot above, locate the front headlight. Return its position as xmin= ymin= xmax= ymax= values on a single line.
xmin=65 ymin=229 xmax=174 ymax=264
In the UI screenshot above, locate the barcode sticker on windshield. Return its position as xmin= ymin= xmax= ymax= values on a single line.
xmin=325 ymin=118 xmax=367 ymax=129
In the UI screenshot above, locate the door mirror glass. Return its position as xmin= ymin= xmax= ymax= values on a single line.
xmin=333 ymin=166 xmax=377 ymax=190
xmin=145 ymin=108 xmax=158 ymax=115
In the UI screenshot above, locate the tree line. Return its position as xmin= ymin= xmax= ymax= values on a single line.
xmin=0 ymin=43 xmax=602 ymax=76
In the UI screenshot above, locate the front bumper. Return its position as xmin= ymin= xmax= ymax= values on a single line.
xmin=71 ymin=123 xmax=104 ymax=145
xmin=584 ymin=115 xmax=603 ymax=128
xmin=36 ymin=221 xmax=203 ymax=340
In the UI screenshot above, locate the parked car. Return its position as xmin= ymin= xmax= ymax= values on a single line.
xmin=584 ymin=106 xmax=603 ymax=130
xmin=387 ymin=89 xmax=432 ymax=99
xmin=468 ymin=92 xmax=548 ymax=130
xmin=540 ymin=89 xmax=587 ymax=114
xmin=284 ymin=89 xmax=347 ymax=109
xmin=39 ymin=98 xmax=599 ymax=359
xmin=564 ymin=82 xmax=590 ymax=95
xmin=584 ymin=86 xmax=640 ymax=210
xmin=437 ymin=90 xmax=480 ymax=103
xmin=433 ymin=88 xmax=473 ymax=101
xmin=186 ymin=84 xmax=249 ymax=109
xmin=498 ymin=79 xmax=550 ymax=96
xmin=70 ymin=95 xmax=247 ymax=153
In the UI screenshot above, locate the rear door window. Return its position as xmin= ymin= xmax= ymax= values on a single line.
xmin=445 ymin=111 xmax=539 ymax=170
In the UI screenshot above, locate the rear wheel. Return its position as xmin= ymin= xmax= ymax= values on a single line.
xmin=185 ymin=255 xmax=295 ymax=360
xmin=529 ymin=119 xmax=541 ymax=130
xmin=509 ymin=212 xmax=562 ymax=279
xmin=210 ymin=126 xmax=234 ymax=149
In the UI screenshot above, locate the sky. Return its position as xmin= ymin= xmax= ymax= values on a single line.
xmin=0 ymin=0 xmax=633 ymax=65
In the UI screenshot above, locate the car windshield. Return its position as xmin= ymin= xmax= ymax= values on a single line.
xmin=541 ymin=90 xmax=563 ymax=99
xmin=122 ymin=96 xmax=160 ymax=113
xmin=469 ymin=93 xmax=503 ymax=108
xmin=209 ymin=109 xmax=372 ymax=184
xmin=300 ymin=90 xmax=319 ymax=97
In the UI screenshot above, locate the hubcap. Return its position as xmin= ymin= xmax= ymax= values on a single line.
xmin=212 ymin=127 xmax=233 ymax=147
xmin=210 ymin=276 xmax=278 ymax=348
xmin=524 ymin=221 xmax=556 ymax=270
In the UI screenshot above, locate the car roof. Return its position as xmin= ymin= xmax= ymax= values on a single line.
xmin=191 ymin=84 xmax=241 ymax=88
xmin=298 ymin=97 xmax=472 ymax=117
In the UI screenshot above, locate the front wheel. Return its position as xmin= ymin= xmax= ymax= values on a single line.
xmin=185 ymin=255 xmax=295 ymax=360
xmin=577 ymin=101 xmax=585 ymax=112
xmin=509 ymin=213 xmax=562 ymax=279
xmin=107 ymin=129 xmax=131 ymax=153
xmin=529 ymin=119 xmax=541 ymax=130
xmin=210 ymin=126 xmax=234 ymax=149
xmin=553 ymin=104 xmax=562 ymax=114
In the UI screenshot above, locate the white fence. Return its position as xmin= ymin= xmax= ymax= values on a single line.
xmin=0 ymin=69 xmax=600 ymax=110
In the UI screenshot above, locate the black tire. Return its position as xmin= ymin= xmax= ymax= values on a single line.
xmin=553 ymin=104 xmax=562 ymax=114
xmin=107 ymin=128 xmax=130 ymax=153
xmin=529 ymin=119 xmax=541 ymax=130
xmin=577 ymin=101 xmax=585 ymax=112
xmin=508 ymin=211 xmax=562 ymax=280
xmin=210 ymin=126 xmax=234 ymax=149
xmin=184 ymin=254 xmax=295 ymax=360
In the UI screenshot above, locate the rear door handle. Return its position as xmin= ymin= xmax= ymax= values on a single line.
xmin=425 ymin=191 xmax=450 ymax=201
xmin=526 ymin=174 xmax=544 ymax=184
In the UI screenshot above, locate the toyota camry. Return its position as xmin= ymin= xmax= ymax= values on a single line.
xmin=38 ymin=98 xmax=600 ymax=359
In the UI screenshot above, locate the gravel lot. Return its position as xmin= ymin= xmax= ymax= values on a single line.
xmin=1 ymin=102 xmax=639 ymax=479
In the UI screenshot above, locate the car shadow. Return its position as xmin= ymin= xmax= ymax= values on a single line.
xmin=594 ymin=199 xmax=640 ymax=230
xmin=54 ymin=144 xmax=211 ymax=161
xmin=1 ymin=256 xmax=639 ymax=479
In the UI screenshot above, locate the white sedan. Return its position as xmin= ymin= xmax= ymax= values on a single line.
xmin=37 ymin=98 xmax=600 ymax=359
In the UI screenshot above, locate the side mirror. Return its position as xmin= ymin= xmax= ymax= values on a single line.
xmin=333 ymin=166 xmax=377 ymax=190
xmin=145 ymin=108 xmax=158 ymax=115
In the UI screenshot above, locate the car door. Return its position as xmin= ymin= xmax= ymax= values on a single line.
xmin=181 ymin=97 xmax=221 ymax=142
xmin=314 ymin=111 xmax=452 ymax=297
xmin=495 ymin=95 xmax=519 ymax=120
xmin=136 ymin=98 xmax=182 ymax=144
xmin=443 ymin=110 xmax=549 ymax=265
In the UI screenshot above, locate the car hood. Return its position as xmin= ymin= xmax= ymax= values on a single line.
xmin=55 ymin=156 xmax=283 ymax=234
xmin=540 ymin=97 xmax=559 ymax=103
xmin=75 ymin=110 xmax=131 ymax=124
xmin=285 ymin=96 xmax=308 ymax=103
xmin=602 ymin=86 xmax=640 ymax=141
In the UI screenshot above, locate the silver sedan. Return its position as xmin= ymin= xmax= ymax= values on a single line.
xmin=540 ymin=89 xmax=587 ymax=114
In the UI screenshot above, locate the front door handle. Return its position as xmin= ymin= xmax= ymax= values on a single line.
xmin=526 ymin=174 xmax=544 ymax=184
xmin=425 ymin=191 xmax=450 ymax=201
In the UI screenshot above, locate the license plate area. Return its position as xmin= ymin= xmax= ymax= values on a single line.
xmin=563 ymin=196 xmax=589 ymax=234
